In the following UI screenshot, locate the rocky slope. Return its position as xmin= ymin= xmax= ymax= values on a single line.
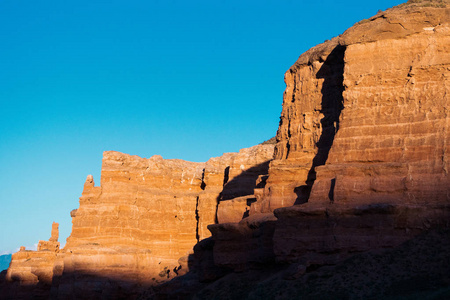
xmin=1 ymin=1 xmax=449 ymax=299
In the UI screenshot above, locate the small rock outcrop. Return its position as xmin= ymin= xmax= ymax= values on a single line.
xmin=1 ymin=223 xmax=60 ymax=299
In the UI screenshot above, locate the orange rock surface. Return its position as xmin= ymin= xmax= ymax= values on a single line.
xmin=255 ymin=5 xmax=450 ymax=213
xmin=64 ymin=152 xmax=205 ymax=284
xmin=210 ymin=4 xmax=450 ymax=270
xmin=2 ymin=145 xmax=274 ymax=298
xmin=2 ymin=223 xmax=60 ymax=299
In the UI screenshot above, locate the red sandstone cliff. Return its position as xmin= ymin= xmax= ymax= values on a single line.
xmin=208 ymin=3 xmax=450 ymax=271
xmin=1 ymin=144 xmax=274 ymax=299
xmin=1 ymin=2 xmax=449 ymax=299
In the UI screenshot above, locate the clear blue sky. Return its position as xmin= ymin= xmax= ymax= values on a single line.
xmin=0 ymin=0 xmax=404 ymax=254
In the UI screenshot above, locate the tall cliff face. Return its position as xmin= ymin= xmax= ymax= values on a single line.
xmin=258 ymin=5 xmax=450 ymax=213
xmin=59 ymin=145 xmax=273 ymax=298
xmin=58 ymin=152 xmax=206 ymax=296
xmin=209 ymin=4 xmax=450 ymax=271
xmin=259 ymin=40 xmax=345 ymax=211
xmin=310 ymin=7 xmax=450 ymax=207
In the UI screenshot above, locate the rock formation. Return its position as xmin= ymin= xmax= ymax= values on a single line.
xmin=260 ymin=3 xmax=450 ymax=212
xmin=1 ymin=144 xmax=274 ymax=299
xmin=1 ymin=224 xmax=60 ymax=299
xmin=208 ymin=2 xmax=450 ymax=271
xmin=269 ymin=6 xmax=450 ymax=265
xmin=1 ymin=1 xmax=449 ymax=299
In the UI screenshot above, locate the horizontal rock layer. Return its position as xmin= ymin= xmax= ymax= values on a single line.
xmin=2 ymin=144 xmax=274 ymax=299
xmin=258 ymin=6 xmax=450 ymax=213
xmin=209 ymin=4 xmax=450 ymax=272
xmin=1 ymin=224 xmax=60 ymax=300
xmin=273 ymin=202 xmax=450 ymax=265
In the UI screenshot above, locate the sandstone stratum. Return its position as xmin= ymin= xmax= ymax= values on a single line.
xmin=1 ymin=1 xmax=449 ymax=299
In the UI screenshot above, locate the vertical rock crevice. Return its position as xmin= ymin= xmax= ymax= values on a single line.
xmin=200 ymin=168 xmax=206 ymax=190
xmin=294 ymin=45 xmax=346 ymax=204
xmin=195 ymin=196 xmax=200 ymax=243
xmin=214 ymin=165 xmax=231 ymax=224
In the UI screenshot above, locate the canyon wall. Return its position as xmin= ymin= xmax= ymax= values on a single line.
xmin=209 ymin=4 xmax=450 ymax=270
xmin=272 ymin=5 xmax=450 ymax=266
xmin=258 ymin=4 xmax=450 ymax=213
xmin=1 ymin=145 xmax=274 ymax=299
xmin=54 ymin=152 xmax=206 ymax=298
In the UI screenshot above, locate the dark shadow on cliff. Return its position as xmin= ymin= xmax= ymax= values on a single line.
xmin=219 ymin=160 xmax=271 ymax=201
xmin=153 ymin=234 xmax=282 ymax=300
xmin=4 ymin=221 xmax=449 ymax=299
xmin=153 ymin=227 xmax=450 ymax=299
xmin=294 ymin=45 xmax=345 ymax=205
xmin=214 ymin=160 xmax=271 ymax=222
xmin=0 ymin=270 xmax=155 ymax=300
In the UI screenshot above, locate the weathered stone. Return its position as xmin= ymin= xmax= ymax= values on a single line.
xmin=211 ymin=4 xmax=450 ymax=271
xmin=2 ymin=223 xmax=60 ymax=299
xmin=252 ymin=5 xmax=450 ymax=214
xmin=198 ymin=144 xmax=274 ymax=239
xmin=208 ymin=213 xmax=278 ymax=271
xmin=49 ymin=222 xmax=59 ymax=242
xmin=217 ymin=196 xmax=253 ymax=224
xmin=309 ymin=17 xmax=450 ymax=207
xmin=2 ymin=144 xmax=274 ymax=299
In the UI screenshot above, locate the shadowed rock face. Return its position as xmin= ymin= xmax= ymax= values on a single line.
xmin=156 ymin=228 xmax=450 ymax=300
xmin=1 ymin=3 xmax=450 ymax=300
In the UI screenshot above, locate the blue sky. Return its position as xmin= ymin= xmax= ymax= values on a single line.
xmin=0 ymin=0 xmax=404 ymax=254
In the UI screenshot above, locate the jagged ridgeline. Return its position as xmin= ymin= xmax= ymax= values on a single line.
xmin=1 ymin=2 xmax=449 ymax=299
xmin=400 ymin=0 xmax=449 ymax=8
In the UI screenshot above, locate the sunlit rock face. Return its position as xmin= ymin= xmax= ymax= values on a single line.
xmin=56 ymin=152 xmax=206 ymax=297
xmin=310 ymin=10 xmax=450 ymax=207
xmin=1 ymin=223 xmax=60 ymax=299
xmin=198 ymin=145 xmax=274 ymax=239
xmin=258 ymin=40 xmax=346 ymax=211
xmin=1 ymin=144 xmax=274 ymax=299
xmin=54 ymin=145 xmax=273 ymax=298
xmin=256 ymin=6 xmax=450 ymax=213
xmin=209 ymin=5 xmax=450 ymax=271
